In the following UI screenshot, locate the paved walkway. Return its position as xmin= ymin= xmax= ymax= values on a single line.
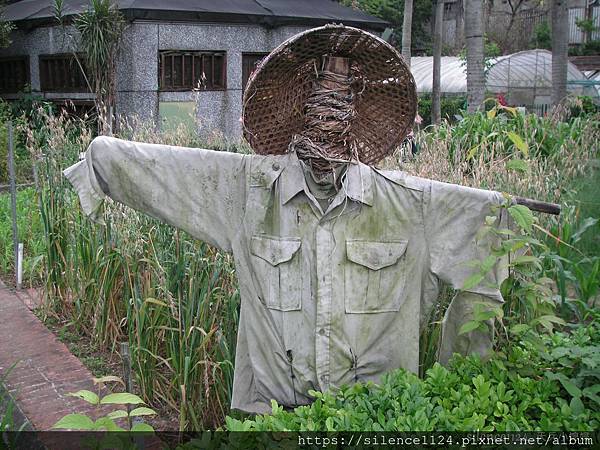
xmin=0 ymin=281 xmax=111 ymax=432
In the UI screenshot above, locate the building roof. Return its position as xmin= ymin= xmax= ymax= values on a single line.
xmin=4 ymin=0 xmax=388 ymax=30
xmin=410 ymin=50 xmax=599 ymax=100
xmin=411 ymin=56 xmax=466 ymax=94
xmin=487 ymin=50 xmax=598 ymax=99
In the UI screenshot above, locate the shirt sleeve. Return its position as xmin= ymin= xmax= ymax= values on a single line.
xmin=423 ymin=179 xmax=509 ymax=364
xmin=63 ymin=135 xmax=248 ymax=252
xmin=423 ymin=179 xmax=507 ymax=301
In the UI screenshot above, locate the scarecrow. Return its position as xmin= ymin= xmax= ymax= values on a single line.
xmin=64 ymin=25 xmax=558 ymax=414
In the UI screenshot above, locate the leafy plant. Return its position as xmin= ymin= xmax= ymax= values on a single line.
xmin=339 ymin=0 xmax=433 ymax=51
xmin=54 ymin=0 xmax=126 ymax=133
xmin=508 ymin=322 xmax=600 ymax=415
xmin=225 ymin=321 xmax=600 ymax=431
xmin=19 ymin=108 xmax=242 ymax=430
xmin=0 ymin=188 xmax=46 ymax=284
xmin=53 ymin=376 xmax=156 ymax=433
xmin=1 ymin=363 xmax=28 ymax=435
xmin=531 ymin=21 xmax=551 ymax=50
xmin=417 ymin=95 xmax=467 ymax=126
xmin=575 ymin=17 xmax=598 ymax=35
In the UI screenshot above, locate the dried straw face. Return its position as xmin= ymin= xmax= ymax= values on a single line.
xmin=243 ymin=24 xmax=417 ymax=166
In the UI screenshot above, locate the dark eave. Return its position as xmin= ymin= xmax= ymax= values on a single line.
xmin=5 ymin=0 xmax=388 ymax=31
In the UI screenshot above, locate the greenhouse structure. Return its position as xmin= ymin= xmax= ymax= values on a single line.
xmin=410 ymin=49 xmax=599 ymax=114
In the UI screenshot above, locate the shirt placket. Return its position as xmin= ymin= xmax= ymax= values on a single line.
xmin=315 ymin=219 xmax=334 ymax=392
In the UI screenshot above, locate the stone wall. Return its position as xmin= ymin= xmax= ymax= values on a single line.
xmin=1 ymin=21 xmax=313 ymax=140
xmin=0 ymin=25 xmax=95 ymax=102
xmin=116 ymin=22 xmax=309 ymax=139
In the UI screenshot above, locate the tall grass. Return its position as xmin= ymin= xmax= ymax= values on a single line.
xmin=10 ymin=103 xmax=599 ymax=429
xmin=0 ymin=188 xmax=45 ymax=285
xmin=387 ymin=106 xmax=600 ymax=373
xmin=23 ymin=109 xmax=241 ymax=430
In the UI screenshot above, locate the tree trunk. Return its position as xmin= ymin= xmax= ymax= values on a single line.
xmin=465 ymin=0 xmax=485 ymax=113
xmin=401 ymin=0 xmax=414 ymax=67
xmin=432 ymin=0 xmax=444 ymax=125
xmin=584 ymin=2 xmax=592 ymax=44
xmin=551 ymin=0 xmax=568 ymax=107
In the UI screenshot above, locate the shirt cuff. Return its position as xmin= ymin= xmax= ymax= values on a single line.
xmin=63 ymin=158 xmax=106 ymax=224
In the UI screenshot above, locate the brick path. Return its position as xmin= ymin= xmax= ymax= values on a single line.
xmin=0 ymin=281 xmax=112 ymax=431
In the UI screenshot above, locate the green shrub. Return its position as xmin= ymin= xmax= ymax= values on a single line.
xmin=225 ymin=322 xmax=600 ymax=431
xmin=428 ymin=105 xmax=599 ymax=164
xmin=569 ymin=40 xmax=600 ymax=56
xmin=417 ymin=95 xmax=467 ymax=126
xmin=568 ymin=96 xmax=600 ymax=118
xmin=531 ymin=21 xmax=552 ymax=50
xmin=0 ymin=99 xmax=37 ymax=184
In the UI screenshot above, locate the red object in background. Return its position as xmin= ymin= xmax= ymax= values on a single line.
xmin=496 ymin=93 xmax=508 ymax=106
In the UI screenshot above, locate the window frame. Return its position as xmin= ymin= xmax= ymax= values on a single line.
xmin=0 ymin=56 xmax=30 ymax=94
xmin=39 ymin=53 xmax=90 ymax=93
xmin=242 ymin=52 xmax=269 ymax=92
xmin=158 ymin=50 xmax=227 ymax=92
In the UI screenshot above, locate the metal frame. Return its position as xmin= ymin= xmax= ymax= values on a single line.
xmin=158 ymin=50 xmax=227 ymax=92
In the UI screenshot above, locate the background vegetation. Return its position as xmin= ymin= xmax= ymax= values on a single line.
xmin=339 ymin=0 xmax=433 ymax=51
xmin=0 ymin=96 xmax=598 ymax=431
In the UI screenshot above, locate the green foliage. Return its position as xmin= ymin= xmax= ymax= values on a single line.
xmin=429 ymin=100 xmax=599 ymax=166
xmin=575 ymin=17 xmax=598 ymax=35
xmin=569 ymin=39 xmax=600 ymax=56
xmin=0 ymin=188 xmax=46 ymax=284
xmin=21 ymin=110 xmax=242 ymax=431
xmin=225 ymin=321 xmax=600 ymax=431
xmin=505 ymin=323 xmax=600 ymax=417
xmin=0 ymin=98 xmax=41 ymax=185
xmin=72 ymin=0 xmax=125 ymax=92
xmin=545 ymin=212 xmax=600 ymax=318
xmin=53 ymin=376 xmax=157 ymax=433
xmin=54 ymin=0 xmax=126 ymax=131
xmin=567 ymin=96 xmax=600 ymax=118
xmin=417 ymin=95 xmax=467 ymax=126
xmin=531 ymin=21 xmax=552 ymax=50
xmin=338 ymin=0 xmax=433 ymax=51
xmin=1 ymin=362 xmax=28 ymax=439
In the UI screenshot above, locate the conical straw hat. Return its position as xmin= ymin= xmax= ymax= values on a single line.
xmin=242 ymin=24 xmax=417 ymax=166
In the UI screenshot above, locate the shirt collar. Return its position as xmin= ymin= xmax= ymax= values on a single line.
xmin=280 ymin=152 xmax=374 ymax=207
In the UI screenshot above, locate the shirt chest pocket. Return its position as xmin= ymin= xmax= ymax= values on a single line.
xmin=344 ymin=239 xmax=409 ymax=313
xmin=250 ymin=235 xmax=302 ymax=311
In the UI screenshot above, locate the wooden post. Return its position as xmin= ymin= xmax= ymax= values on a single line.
xmin=120 ymin=342 xmax=133 ymax=429
xmin=320 ymin=56 xmax=351 ymax=90
xmin=8 ymin=122 xmax=19 ymax=289
xmin=515 ymin=197 xmax=561 ymax=215
xmin=432 ymin=0 xmax=444 ymax=125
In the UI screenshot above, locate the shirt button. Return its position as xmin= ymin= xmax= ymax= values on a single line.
xmin=318 ymin=328 xmax=326 ymax=336
xmin=272 ymin=162 xmax=280 ymax=171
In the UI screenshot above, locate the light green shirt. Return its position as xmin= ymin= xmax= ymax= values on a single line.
xmin=64 ymin=136 xmax=507 ymax=414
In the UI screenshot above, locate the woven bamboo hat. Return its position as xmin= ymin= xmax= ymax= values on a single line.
xmin=242 ymin=24 xmax=417 ymax=166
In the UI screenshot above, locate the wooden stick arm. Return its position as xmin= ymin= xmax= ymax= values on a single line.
xmin=515 ymin=196 xmax=561 ymax=215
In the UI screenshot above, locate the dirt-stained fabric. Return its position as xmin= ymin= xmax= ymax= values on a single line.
xmin=64 ymin=136 xmax=508 ymax=414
